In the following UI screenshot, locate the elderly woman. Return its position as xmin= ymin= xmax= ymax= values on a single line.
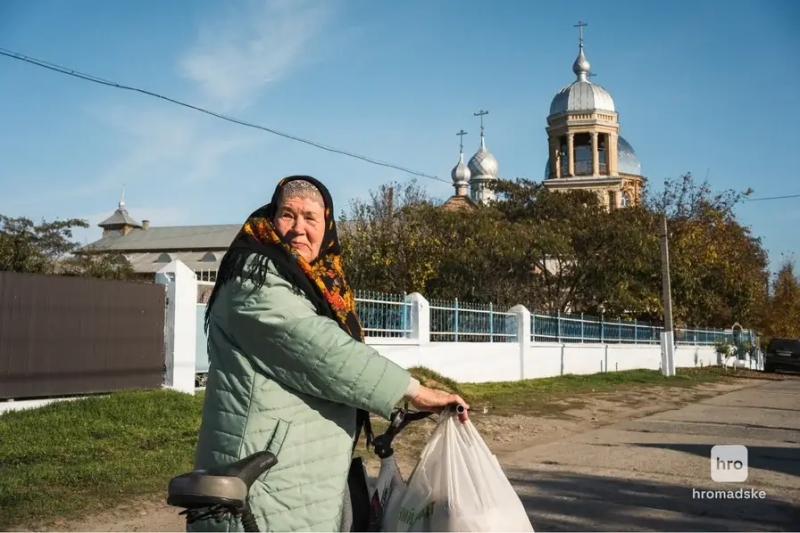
xmin=192 ymin=176 xmax=467 ymax=532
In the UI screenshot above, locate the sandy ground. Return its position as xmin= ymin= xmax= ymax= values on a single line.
xmin=18 ymin=378 xmax=788 ymax=532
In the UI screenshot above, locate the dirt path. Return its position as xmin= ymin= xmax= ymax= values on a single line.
xmin=18 ymin=380 xmax=761 ymax=532
xmin=504 ymin=378 xmax=800 ymax=531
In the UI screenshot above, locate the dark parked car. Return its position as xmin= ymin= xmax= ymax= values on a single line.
xmin=764 ymin=338 xmax=800 ymax=373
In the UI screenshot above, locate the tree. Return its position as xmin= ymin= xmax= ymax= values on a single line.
xmin=0 ymin=215 xmax=85 ymax=274
xmin=340 ymin=180 xmax=443 ymax=294
xmin=60 ymin=249 xmax=135 ymax=280
xmin=0 ymin=214 xmax=133 ymax=279
xmin=421 ymin=206 xmax=534 ymax=306
xmin=758 ymin=258 xmax=800 ymax=340
xmin=491 ymin=179 xmax=660 ymax=315
xmin=341 ymin=180 xmax=546 ymax=306
xmin=341 ymin=173 xmax=770 ymax=331
xmin=644 ymin=174 xmax=769 ymax=328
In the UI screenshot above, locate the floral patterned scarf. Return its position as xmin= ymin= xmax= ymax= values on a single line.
xmin=205 ymin=175 xmax=363 ymax=342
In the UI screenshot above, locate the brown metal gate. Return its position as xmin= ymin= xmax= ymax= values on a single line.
xmin=0 ymin=271 xmax=166 ymax=400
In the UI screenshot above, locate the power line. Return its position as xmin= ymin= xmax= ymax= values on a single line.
xmin=0 ymin=47 xmax=451 ymax=185
xmin=745 ymin=193 xmax=800 ymax=202
xmin=3 ymin=47 xmax=796 ymax=199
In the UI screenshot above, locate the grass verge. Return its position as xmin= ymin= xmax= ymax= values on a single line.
xmin=0 ymin=366 xmax=780 ymax=529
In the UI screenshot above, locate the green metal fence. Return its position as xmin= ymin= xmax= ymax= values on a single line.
xmin=429 ymin=299 xmax=517 ymax=342
xmin=352 ymin=292 xmax=751 ymax=345
xmin=530 ymin=311 xmax=730 ymax=345
xmin=354 ymin=290 xmax=412 ymax=338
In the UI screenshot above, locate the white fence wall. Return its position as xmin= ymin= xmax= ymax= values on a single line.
xmin=166 ymin=261 xmax=737 ymax=389
xmin=0 ymin=260 xmax=753 ymax=415
xmin=368 ymin=339 xmax=719 ymax=383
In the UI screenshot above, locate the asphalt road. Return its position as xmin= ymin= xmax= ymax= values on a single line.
xmin=501 ymin=378 xmax=800 ymax=532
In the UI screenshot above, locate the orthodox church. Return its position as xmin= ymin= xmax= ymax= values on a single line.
xmin=442 ymin=22 xmax=644 ymax=211
xmin=87 ymin=22 xmax=644 ymax=281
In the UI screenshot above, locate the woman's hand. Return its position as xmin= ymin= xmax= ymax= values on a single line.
xmin=410 ymin=385 xmax=470 ymax=422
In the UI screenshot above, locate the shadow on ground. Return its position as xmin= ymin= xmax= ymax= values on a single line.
xmin=508 ymin=468 xmax=800 ymax=532
xmin=633 ymin=443 xmax=800 ymax=478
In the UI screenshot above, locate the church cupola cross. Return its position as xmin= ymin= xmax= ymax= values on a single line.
xmin=473 ymin=109 xmax=489 ymax=148
xmin=574 ymin=20 xmax=587 ymax=48
xmin=474 ymin=109 xmax=488 ymax=137
xmin=456 ymin=129 xmax=468 ymax=153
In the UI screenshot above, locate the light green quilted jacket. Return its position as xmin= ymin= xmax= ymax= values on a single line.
xmin=188 ymin=258 xmax=411 ymax=532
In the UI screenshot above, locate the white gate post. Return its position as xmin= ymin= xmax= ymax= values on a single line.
xmin=405 ymin=293 xmax=430 ymax=344
xmin=511 ymin=305 xmax=531 ymax=380
xmin=156 ymin=260 xmax=197 ymax=394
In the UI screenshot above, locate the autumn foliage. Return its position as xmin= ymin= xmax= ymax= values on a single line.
xmin=341 ymin=173 xmax=772 ymax=330
xmin=757 ymin=258 xmax=800 ymax=341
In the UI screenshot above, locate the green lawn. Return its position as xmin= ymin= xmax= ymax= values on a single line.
xmin=0 ymin=366 xmax=777 ymax=529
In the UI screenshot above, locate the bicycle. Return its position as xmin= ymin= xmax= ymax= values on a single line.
xmin=167 ymin=403 xmax=464 ymax=532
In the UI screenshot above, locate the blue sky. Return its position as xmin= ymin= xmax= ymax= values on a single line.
xmin=0 ymin=0 xmax=798 ymax=267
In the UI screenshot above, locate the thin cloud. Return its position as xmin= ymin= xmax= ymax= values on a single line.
xmin=64 ymin=103 xmax=263 ymax=200
xmin=27 ymin=0 xmax=329 ymax=219
xmin=179 ymin=0 xmax=332 ymax=111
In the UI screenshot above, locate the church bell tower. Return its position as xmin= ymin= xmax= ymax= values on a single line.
xmin=542 ymin=21 xmax=645 ymax=209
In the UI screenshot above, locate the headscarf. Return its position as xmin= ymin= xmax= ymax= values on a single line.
xmin=205 ymin=175 xmax=373 ymax=448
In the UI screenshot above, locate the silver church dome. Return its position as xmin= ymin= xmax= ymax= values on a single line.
xmin=549 ymin=43 xmax=615 ymax=116
xmin=616 ymin=136 xmax=641 ymax=175
xmin=468 ymin=142 xmax=499 ymax=178
xmin=451 ymin=153 xmax=471 ymax=185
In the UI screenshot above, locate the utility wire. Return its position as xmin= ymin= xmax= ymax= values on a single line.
xmin=744 ymin=193 xmax=800 ymax=202
xmin=2 ymin=47 xmax=796 ymax=200
xmin=0 ymin=47 xmax=450 ymax=184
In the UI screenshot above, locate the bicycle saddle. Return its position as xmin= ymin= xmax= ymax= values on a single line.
xmin=167 ymin=451 xmax=278 ymax=510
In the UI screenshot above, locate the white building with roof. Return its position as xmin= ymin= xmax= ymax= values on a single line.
xmin=86 ymin=198 xmax=357 ymax=283
xmin=87 ymin=198 xmax=238 ymax=282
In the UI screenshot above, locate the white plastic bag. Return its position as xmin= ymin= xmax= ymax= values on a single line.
xmin=392 ymin=413 xmax=534 ymax=532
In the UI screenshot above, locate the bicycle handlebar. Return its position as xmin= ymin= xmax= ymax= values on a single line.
xmin=414 ymin=403 xmax=466 ymax=418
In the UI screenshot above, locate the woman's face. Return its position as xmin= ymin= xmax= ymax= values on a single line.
xmin=273 ymin=195 xmax=326 ymax=262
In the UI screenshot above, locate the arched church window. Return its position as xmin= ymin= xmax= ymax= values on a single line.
xmin=621 ymin=192 xmax=631 ymax=207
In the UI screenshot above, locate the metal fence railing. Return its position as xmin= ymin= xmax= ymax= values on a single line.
xmin=356 ymin=293 xmax=751 ymax=346
xmin=355 ymin=290 xmax=413 ymax=339
xmin=198 ymin=289 xmax=753 ymax=346
xmin=429 ymin=299 xmax=517 ymax=343
xmin=532 ymin=312 xmax=663 ymax=344
xmin=530 ymin=311 xmax=747 ymax=346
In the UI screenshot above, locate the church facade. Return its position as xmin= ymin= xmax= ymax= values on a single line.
xmin=443 ymin=22 xmax=645 ymax=210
